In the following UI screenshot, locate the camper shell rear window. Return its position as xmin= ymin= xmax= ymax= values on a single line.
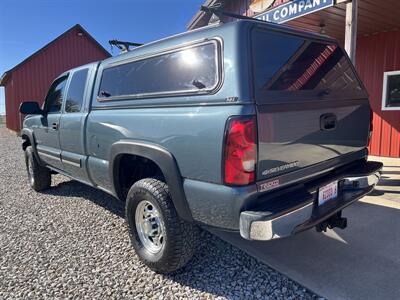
xmin=98 ymin=40 xmax=221 ymax=100
xmin=252 ymin=29 xmax=367 ymax=102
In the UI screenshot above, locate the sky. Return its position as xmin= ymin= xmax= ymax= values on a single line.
xmin=0 ymin=0 xmax=205 ymax=115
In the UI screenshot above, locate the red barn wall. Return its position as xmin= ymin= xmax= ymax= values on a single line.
xmin=356 ymin=30 xmax=400 ymax=158
xmin=5 ymin=26 xmax=109 ymax=131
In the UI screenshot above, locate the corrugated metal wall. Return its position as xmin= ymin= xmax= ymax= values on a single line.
xmin=4 ymin=26 xmax=109 ymax=131
xmin=356 ymin=30 xmax=400 ymax=158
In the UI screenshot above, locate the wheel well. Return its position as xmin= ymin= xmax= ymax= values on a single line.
xmin=22 ymin=134 xmax=31 ymax=150
xmin=114 ymin=154 xmax=165 ymax=201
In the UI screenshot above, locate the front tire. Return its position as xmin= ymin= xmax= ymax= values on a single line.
xmin=125 ymin=178 xmax=198 ymax=273
xmin=24 ymin=146 xmax=51 ymax=191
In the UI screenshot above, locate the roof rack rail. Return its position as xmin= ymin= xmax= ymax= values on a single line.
xmin=200 ymin=3 xmax=257 ymax=24
xmin=108 ymin=39 xmax=144 ymax=53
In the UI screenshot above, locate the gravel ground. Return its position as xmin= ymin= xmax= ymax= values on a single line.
xmin=0 ymin=126 xmax=319 ymax=299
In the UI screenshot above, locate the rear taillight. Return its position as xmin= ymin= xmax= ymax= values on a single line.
xmin=368 ymin=108 xmax=374 ymax=145
xmin=223 ymin=116 xmax=257 ymax=185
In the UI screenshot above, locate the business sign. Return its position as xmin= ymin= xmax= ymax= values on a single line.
xmin=255 ymin=0 xmax=334 ymax=24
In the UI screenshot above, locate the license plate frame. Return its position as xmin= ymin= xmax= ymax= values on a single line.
xmin=318 ymin=180 xmax=338 ymax=206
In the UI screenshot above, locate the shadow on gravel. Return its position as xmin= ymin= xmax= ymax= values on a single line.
xmin=42 ymin=179 xmax=312 ymax=299
xmin=43 ymin=179 xmax=125 ymax=218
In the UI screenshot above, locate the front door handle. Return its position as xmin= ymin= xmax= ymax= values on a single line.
xmin=51 ymin=122 xmax=58 ymax=130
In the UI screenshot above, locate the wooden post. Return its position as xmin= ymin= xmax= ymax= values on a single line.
xmin=344 ymin=0 xmax=358 ymax=64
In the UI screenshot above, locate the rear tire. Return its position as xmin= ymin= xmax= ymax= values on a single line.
xmin=24 ymin=146 xmax=51 ymax=191
xmin=125 ymin=178 xmax=198 ymax=273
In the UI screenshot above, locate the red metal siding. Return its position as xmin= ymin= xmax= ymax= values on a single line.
xmin=4 ymin=26 xmax=109 ymax=131
xmin=356 ymin=31 xmax=400 ymax=158
xmin=5 ymin=78 xmax=15 ymax=130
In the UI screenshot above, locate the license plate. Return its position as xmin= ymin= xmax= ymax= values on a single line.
xmin=318 ymin=181 xmax=338 ymax=206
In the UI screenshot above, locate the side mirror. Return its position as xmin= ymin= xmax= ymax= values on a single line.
xmin=19 ymin=101 xmax=44 ymax=115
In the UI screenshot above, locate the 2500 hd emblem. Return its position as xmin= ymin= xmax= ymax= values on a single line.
xmin=262 ymin=161 xmax=299 ymax=176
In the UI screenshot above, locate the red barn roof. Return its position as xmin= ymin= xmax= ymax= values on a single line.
xmin=0 ymin=24 xmax=111 ymax=131
xmin=0 ymin=24 xmax=110 ymax=86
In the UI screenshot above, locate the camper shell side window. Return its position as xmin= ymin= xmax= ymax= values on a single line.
xmin=97 ymin=40 xmax=222 ymax=101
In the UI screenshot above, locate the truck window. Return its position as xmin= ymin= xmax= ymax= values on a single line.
xmin=252 ymin=29 xmax=365 ymax=100
xmin=98 ymin=41 xmax=220 ymax=100
xmin=44 ymin=75 xmax=68 ymax=113
xmin=65 ymin=69 xmax=89 ymax=113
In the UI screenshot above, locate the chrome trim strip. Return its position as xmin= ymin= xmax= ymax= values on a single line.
xmin=61 ymin=158 xmax=81 ymax=168
xmin=37 ymin=151 xmax=60 ymax=161
xmin=91 ymin=101 xmax=252 ymax=110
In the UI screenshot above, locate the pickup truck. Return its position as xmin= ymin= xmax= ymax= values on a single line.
xmin=20 ymin=19 xmax=382 ymax=273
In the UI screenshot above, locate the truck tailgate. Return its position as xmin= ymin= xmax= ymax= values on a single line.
xmin=252 ymin=28 xmax=370 ymax=182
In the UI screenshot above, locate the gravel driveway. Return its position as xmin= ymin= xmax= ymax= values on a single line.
xmin=0 ymin=126 xmax=318 ymax=299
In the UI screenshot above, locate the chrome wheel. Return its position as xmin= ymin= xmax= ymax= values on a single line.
xmin=135 ymin=200 xmax=166 ymax=254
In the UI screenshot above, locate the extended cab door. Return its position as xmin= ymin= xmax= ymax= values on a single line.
xmin=34 ymin=75 xmax=69 ymax=170
xmin=59 ymin=65 xmax=93 ymax=183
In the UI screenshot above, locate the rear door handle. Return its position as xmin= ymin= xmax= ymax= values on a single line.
xmin=51 ymin=122 xmax=58 ymax=130
xmin=320 ymin=113 xmax=337 ymax=131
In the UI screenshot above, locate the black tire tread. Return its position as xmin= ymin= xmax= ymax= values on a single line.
xmin=25 ymin=146 xmax=51 ymax=191
xmin=126 ymin=178 xmax=198 ymax=273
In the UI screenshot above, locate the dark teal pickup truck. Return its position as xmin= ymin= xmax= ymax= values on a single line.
xmin=20 ymin=19 xmax=382 ymax=273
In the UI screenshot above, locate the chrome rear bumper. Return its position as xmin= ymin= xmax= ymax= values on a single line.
xmin=240 ymin=162 xmax=382 ymax=241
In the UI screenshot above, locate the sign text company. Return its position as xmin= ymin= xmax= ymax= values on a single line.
xmin=255 ymin=0 xmax=334 ymax=24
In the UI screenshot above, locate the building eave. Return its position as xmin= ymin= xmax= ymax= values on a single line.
xmin=0 ymin=71 xmax=10 ymax=87
xmin=187 ymin=0 xmax=225 ymax=30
